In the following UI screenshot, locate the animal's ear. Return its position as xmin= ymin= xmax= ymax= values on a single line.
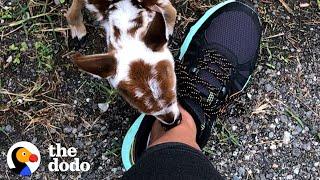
xmin=71 ymin=52 xmax=117 ymax=78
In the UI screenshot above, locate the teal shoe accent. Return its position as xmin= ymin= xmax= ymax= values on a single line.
xmin=121 ymin=113 xmax=146 ymax=170
xmin=178 ymin=0 xmax=236 ymax=61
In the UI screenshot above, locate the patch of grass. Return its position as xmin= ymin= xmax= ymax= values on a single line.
xmin=285 ymin=108 xmax=304 ymax=128
xmin=35 ymin=41 xmax=54 ymax=71
xmin=104 ymin=147 xmax=121 ymax=157
xmin=88 ymin=82 xmax=118 ymax=104
xmin=7 ymin=42 xmax=29 ymax=65
xmin=0 ymin=7 xmax=13 ymax=20
xmin=316 ymin=132 xmax=320 ymax=142
xmin=216 ymin=120 xmax=240 ymax=146
xmin=203 ymin=147 xmax=215 ymax=155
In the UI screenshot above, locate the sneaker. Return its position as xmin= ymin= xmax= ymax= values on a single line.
xmin=121 ymin=0 xmax=262 ymax=170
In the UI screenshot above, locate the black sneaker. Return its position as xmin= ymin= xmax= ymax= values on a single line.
xmin=121 ymin=0 xmax=262 ymax=170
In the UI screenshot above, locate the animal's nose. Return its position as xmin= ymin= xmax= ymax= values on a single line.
xmin=29 ymin=154 xmax=38 ymax=162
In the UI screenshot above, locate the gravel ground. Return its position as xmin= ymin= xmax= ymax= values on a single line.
xmin=0 ymin=0 xmax=319 ymax=179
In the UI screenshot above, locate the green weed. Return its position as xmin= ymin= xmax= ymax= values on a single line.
xmin=35 ymin=41 xmax=54 ymax=71
xmin=285 ymin=108 xmax=304 ymax=128
xmin=216 ymin=120 xmax=240 ymax=146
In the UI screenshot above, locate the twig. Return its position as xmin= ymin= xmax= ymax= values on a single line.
xmin=278 ymin=0 xmax=293 ymax=14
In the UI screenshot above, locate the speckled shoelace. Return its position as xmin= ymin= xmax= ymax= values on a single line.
xmin=176 ymin=49 xmax=235 ymax=120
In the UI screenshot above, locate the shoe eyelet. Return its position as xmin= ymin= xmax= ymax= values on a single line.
xmin=218 ymin=86 xmax=228 ymax=100
xmin=190 ymin=67 xmax=199 ymax=75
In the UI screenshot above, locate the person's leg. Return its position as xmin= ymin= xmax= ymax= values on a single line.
xmin=148 ymin=105 xmax=199 ymax=150
xmin=122 ymin=106 xmax=223 ymax=180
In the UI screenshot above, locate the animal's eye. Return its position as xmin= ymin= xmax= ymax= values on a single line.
xmin=22 ymin=152 xmax=26 ymax=156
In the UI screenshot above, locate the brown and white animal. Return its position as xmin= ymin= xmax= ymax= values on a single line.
xmin=66 ymin=0 xmax=180 ymax=125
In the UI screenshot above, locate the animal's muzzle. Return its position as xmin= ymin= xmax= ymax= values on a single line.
xmin=157 ymin=112 xmax=182 ymax=130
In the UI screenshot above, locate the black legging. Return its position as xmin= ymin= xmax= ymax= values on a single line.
xmin=122 ymin=142 xmax=224 ymax=180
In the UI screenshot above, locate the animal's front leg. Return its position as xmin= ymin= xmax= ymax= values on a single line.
xmin=65 ymin=0 xmax=87 ymax=40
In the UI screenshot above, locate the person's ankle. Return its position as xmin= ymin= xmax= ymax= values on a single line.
xmin=148 ymin=105 xmax=200 ymax=150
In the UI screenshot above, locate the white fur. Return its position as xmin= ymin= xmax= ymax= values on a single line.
xmin=85 ymin=0 xmax=179 ymax=122
xmin=135 ymin=89 xmax=144 ymax=98
xmin=85 ymin=3 xmax=104 ymax=21
xmin=148 ymin=78 xmax=161 ymax=99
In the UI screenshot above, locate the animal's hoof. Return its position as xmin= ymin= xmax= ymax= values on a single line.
xmin=69 ymin=35 xmax=87 ymax=50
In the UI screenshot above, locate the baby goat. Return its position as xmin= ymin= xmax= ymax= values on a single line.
xmin=66 ymin=0 xmax=180 ymax=125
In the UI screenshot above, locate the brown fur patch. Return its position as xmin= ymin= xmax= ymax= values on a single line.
xmin=138 ymin=0 xmax=158 ymax=7
xmin=118 ymin=60 xmax=158 ymax=113
xmin=71 ymin=52 xmax=117 ymax=78
xmin=117 ymin=60 xmax=176 ymax=114
xmin=87 ymin=0 xmax=110 ymax=17
xmin=128 ymin=12 xmax=144 ymax=36
xmin=154 ymin=60 xmax=176 ymax=104
xmin=143 ymin=12 xmax=167 ymax=51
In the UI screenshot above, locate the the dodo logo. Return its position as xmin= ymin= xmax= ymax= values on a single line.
xmin=7 ymin=141 xmax=41 ymax=176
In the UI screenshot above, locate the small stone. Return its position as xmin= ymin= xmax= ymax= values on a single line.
xmin=292 ymin=126 xmax=302 ymax=135
xmin=306 ymin=111 xmax=312 ymax=119
xmin=269 ymin=132 xmax=274 ymax=138
xmin=314 ymin=162 xmax=319 ymax=167
xmin=270 ymin=124 xmax=276 ymax=129
xmin=294 ymin=167 xmax=300 ymax=174
xmin=247 ymin=93 xmax=252 ymax=99
xmin=292 ymin=148 xmax=301 ymax=157
xmin=50 ymin=128 xmax=56 ymax=134
xmin=260 ymin=174 xmax=267 ymax=180
xmin=63 ymin=127 xmax=72 ymax=134
xmin=299 ymin=3 xmax=310 ymax=7
xmin=111 ymin=168 xmax=117 ymax=173
xmin=266 ymin=173 xmax=273 ymax=178
xmin=283 ymin=131 xmax=291 ymax=144
xmin=265 ymin=84 xmax=273 ymax=92
xmin=280 ymin=115 xmax=289 ymax=123
xmin=53 ymin=0 xmax=61 ymax=5
xmin=232 ymin=125 xmax=237 ymax=131
xmin=238 ymin=167 xmax=245 ymax=176
xmin=86 ymin=98 xmax=90 ymax=102
xmin=90 ymin=147 xmax=96 ymax=155
xmin=100 ymin=126 xmax=107 ymax=131
xmin=244 ymin=154 xmax=250 ymax=160
xmin=302 ymin=143 xmax=311 ymax=151
xmin=17 ymin=99 xmax=23 ymax=104
xmin=272 ymin=164 xmax=279 ymax=169
xmin=232 ymin=175 xmax=240 ymax=180
xmin=98 ymin=103 xmax=109 ymax=113
xmin=286 ymin=175 xmax=293 ymax=179
xmin=73 ymin=100 xmax=78 ymax=104
xmin=270 ymin=144 xmax=277 ymax=150
xmin=6 ymin=56 xmax=13 ymax=63
xmin=5 ymin=125 xmax=13 ymax=132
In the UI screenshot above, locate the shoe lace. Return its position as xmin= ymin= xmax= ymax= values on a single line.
xmin=175 ymin=49 xmax=235 ymax=119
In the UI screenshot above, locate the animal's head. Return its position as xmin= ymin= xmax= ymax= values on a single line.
xmin=13 ymin=147 xmax=38 ymax=163
xmin=71 ymin=53 xmax=181 ymax=125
